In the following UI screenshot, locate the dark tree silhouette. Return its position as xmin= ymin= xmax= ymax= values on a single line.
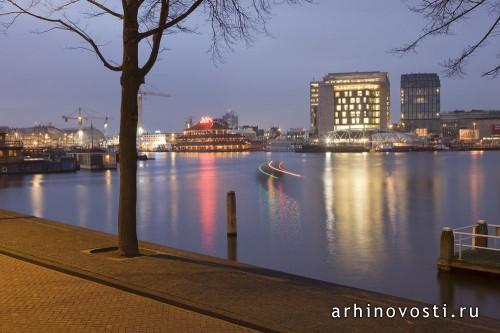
xmin=394 ymin=0 xmax=500 ymax=77
xmin=0 ymin=0 xmax=310 ymax=256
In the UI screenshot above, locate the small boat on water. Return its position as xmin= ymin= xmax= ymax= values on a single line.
xmin=257 ymin=160 xmax=302 ymax=179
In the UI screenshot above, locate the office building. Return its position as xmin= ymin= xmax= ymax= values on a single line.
xmin=400 ymin=73 xmax=440 ymax=134
xmin=440 ymin=110 xmax=500 ymax=139
xmin=310 ymin=72 xmax=390 ymax=138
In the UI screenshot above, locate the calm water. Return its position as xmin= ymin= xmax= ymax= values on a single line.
xmin=1 ymin=151 xmax=500 ymax=318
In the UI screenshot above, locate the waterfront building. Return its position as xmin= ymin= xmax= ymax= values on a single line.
xmin=4 ymin=125 xmax=105 ymax=148
xmin=310 ymin=72 xmax=390 ymax=138
xmin=0 ymin=132 xmax=23 ymax=162
xmin=139 ymin=132 xmax=177 ymax=151
xmin=173 ymin=117 xmax=251 ymax=152
xmin=310 ymin=82 xmax=319 ymax=137
xmin=286 ymin=128 xmax=308 ymax=142
xmin=400 ymin=73 xmax=440 ymax=134
xmin=440 ymin=110 xmax=500 ymax=140
xmin=222 ymin=110 xmax=239 ymax=129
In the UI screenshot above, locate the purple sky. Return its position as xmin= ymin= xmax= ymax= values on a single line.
xmin=0 ymin=0 xmax=498 ymax=133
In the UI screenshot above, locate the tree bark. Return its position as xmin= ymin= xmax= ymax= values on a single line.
xmin=118 ymin=4 xmax=142 ymax=256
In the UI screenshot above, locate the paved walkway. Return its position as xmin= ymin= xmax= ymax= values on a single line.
xmin=0 ymin=209 xmax=499 ymax=332
xmin=0 ymin=254 xmax=255 ymax=333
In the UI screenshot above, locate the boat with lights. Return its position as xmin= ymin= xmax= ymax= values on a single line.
xmin=257 ymin=160 xmax=302 ymax=179
xmin=173 ymin=117 xmax=251 ymax=152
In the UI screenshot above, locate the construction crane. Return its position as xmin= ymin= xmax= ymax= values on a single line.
xmin=137 ymin=88 xmax=170 ymax=135
xmin=62 ymin=107 xmax=111 ymax=148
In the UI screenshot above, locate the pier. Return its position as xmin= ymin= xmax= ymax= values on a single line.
xmin=438 ymin=221 xmax=500 ymax=275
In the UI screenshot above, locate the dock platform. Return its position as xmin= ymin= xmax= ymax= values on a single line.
xmin=438 ymin=221 xmax=500 ymax=275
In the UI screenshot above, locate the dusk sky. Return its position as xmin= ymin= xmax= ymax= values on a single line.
xmin=0 ymin=0 xmax=498 ymax=133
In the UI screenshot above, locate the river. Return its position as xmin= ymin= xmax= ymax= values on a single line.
xmin=1 ymin=151 xmax=499 ymax=318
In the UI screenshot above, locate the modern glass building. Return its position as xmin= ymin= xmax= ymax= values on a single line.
xmin=400 ymin=73 xmax=440 ymax=134
xmin=310 ymin=72 xmax=390 ymax=138
xmin=309 ymin=82 xmax=319 ymax=137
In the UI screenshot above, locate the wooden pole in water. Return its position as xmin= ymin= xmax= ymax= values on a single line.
xmin=227 ymin=236 xmax=237 ymax=261
xmin=226 ymin=191 xmax=237 ymax=260
xmin=227 ymin=191 xmax=237 ymax=237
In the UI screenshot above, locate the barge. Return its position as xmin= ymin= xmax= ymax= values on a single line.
xmin=0 ymin=133 xmax=78 ymax=175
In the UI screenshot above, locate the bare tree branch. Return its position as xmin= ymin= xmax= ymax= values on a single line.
xmin=443 ymin=14 xmax=500 ymax=76
xmin=1 ymin=0 xmax=122 ymax=71
xmin=86 ymin=0 xmax=123 ymax=19
xmin=140 ymin=0 xmax=169 ymax=76
xmin=394 ymin=0 xmax=500 ymax=77
xmin=138 ymin=0 xmax=204 ymax=39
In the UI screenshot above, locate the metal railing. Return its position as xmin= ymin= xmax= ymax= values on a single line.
xmin=452 ymin=221 xmax=500 ymax=260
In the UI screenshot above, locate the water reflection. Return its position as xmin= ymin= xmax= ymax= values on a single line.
xmin=1 ymin=151 xmax=500 ymax=318
xmin=31 ymin=174 xmax=43 ymax=217
xmin=198 ymin=154 xmax=217 ymax=251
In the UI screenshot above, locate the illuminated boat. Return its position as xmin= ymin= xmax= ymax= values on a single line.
xmin=173 ymin=117 xmax=251 ymax=152
xmin=257 ymin=160 xmax=302 ymax=179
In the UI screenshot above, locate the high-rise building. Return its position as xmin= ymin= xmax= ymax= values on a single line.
xmin=222 ymin=110 xmax=239 ymax=129
xmin=310 ymin=82 xmax=319 ymax=137
xmin=310 ymin=72 xmax=390 ymax=138
xmin=400 ymin=73 xmax=440 ymax=134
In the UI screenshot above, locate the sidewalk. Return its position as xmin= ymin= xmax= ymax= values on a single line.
xmin=0 ymin=209 xmax=499 ymax=332
xmin=0 ymin=254 xmax=255 ymax=332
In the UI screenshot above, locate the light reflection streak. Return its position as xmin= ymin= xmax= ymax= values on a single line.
xmin=469 ymin=152 xmax=484 ymax=219
xmin=105 ymin=170 xmax=113 ymax=228
xmin=31 ymin=174 xmax=43 ymax=217
xmin=198 ymin=154 xmax=217 ymax=251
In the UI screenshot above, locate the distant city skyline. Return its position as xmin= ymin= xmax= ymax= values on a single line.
xmin=0 ymin=0 xmax=498 ymax=133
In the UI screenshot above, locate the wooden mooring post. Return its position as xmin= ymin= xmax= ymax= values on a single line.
xmin=227 ymin=191 xmax=237 ymax=260
xmin=439 ymin=227 xmax=455 ymax=262
xmin=473 ymin=220 xmax=488 ymax=249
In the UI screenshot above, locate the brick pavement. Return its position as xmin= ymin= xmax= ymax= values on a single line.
xmin=0 ymin=209 xmax=499 ymax=332
xmin=0 ymin=254 xmax=256 ymax=333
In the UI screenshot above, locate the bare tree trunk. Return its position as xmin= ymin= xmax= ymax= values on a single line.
xmin=118 ymin=6 xmax=142 ymax=256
